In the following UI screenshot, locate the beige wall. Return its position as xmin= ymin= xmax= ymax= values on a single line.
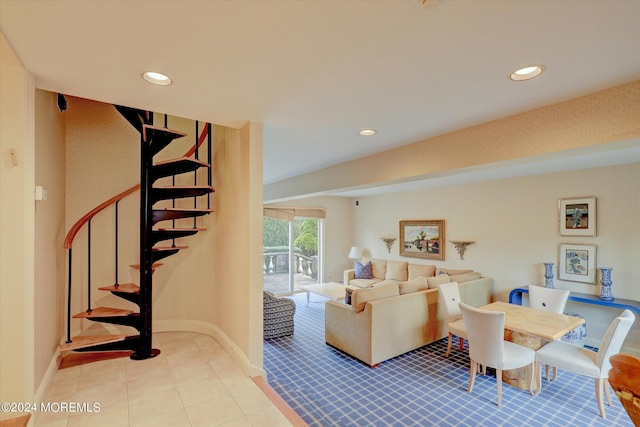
xmin=0 ymin=31 xmax=35 ymax=420
xmin=34 ymin=90 xmax=66 ymax=395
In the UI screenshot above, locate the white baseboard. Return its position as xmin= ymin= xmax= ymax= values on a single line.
xmin=31 ymin=348 xmax=62 ymax=427
xmin=154 ymin=319 xmax=266 ymax=378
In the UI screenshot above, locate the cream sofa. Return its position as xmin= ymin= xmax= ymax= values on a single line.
xmin=325 ymin=258 xmax=492 ymax=367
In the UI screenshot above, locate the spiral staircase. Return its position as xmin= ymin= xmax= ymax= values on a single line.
xmin=60 ymin=105 xmax=214 ymax=360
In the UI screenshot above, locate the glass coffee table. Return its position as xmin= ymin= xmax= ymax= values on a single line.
xmin=299 ymin=282 xmax=347 ymax=306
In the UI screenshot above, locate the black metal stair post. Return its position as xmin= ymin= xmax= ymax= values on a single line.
xmin=132 ymin=125 xmax=159 ymax=360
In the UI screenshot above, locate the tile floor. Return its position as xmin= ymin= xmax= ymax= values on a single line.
xmin=35 ymin=332 xmax=294 ymax=427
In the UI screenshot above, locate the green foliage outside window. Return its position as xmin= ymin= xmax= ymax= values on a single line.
xmin=294 ymin=219 xmax=318 ymax=257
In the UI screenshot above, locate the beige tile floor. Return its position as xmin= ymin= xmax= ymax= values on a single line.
xmin=35 ymin=332 xmax=295 ymax=427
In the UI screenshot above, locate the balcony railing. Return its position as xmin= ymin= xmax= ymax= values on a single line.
xmin=263 ymin=252 xmax=318 ymax=295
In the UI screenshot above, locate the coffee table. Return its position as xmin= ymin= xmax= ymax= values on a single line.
xmin=299 ymin=282 xmax=347 ymax=306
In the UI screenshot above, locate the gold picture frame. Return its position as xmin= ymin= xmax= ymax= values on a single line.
xmin=399 ymin=220 xmax=445 ymax=260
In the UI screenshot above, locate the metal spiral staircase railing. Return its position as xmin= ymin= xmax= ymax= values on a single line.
xmin=61 ymin=105 xmax=214 ymax=360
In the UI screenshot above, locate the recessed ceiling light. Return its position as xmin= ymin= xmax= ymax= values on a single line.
xmin=142 ymin=71 xmax=172 ymax=86
xmin=360 ymin=129 xmax=377 ymax=136
xmin=510 ymin=65 xmax=544 ymax=81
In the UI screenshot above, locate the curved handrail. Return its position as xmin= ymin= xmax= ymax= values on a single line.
xmin=63 ymin=122 xmax=211 ymax=249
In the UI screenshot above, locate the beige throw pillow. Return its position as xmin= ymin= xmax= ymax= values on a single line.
xmin=352 ymin=282 xmax=400 ymax=312
xmin=408 ymin=264 xmax=436 ymax=280
xmin=363 ymin=258 xmax=388 ymax=280
xmin=427 ymin=274 xmax=451 ymax=289
xmin=385 ymin=260 xmax=408 ymax=281
xmin=399 ymin=276 xmax=429 ymax=294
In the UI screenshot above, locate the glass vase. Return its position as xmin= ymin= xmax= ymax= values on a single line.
xmin=599 ymin=267 xmax=614 ymax=301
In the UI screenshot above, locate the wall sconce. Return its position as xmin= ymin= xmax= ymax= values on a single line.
xmin=380 ymin=238 xmax=396 ymax=253
xmin=450 ymin=241 xmax=474 ymax=260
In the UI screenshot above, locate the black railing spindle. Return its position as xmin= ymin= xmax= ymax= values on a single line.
xmin=87 ymin=219 xmax=92 ymax=313
xmin=66 ymin=248 xmax=73 ymax=343
xmin=115 ymin=200 xmax=119 ymax=288
xmin=207 ymin=123 xmax=212 ymax=209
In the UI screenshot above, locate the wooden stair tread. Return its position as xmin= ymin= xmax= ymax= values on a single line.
xmin=72 ymin=307 xmax=134 ymax=318
xmin=156 ymin=227 xmax=206 ymax=231
xmin=99 ymin=283 xmax=139 ymax=293
xmin=60 ymin=334 xmax=127 ymax=351
xmin=154 ymin=207 xmax=215 ymax=212
xmin=154 ymin=157 xmax=208 ymax=167
xmin=158 ymin=185 xmax=214 ymax=189
xmin=153 ymin=246 xmax=188 ymax=251
xmin=130 ymin=263 xmax=163 ymax=270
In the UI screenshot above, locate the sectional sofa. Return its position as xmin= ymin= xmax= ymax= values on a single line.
xmin=325 ymin=258 xmax=493 ymax=367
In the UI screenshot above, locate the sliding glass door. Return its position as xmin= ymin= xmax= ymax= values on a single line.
xmin=263 ymin=213 xmax=322 ymax=295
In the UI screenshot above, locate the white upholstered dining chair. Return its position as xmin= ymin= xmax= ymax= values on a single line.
xmin=534 ymin=309 xmax=635 ymax=419
xmin=438 ymin=282 xmax=467 ymax=358
xmin=459 ymin=302 xmax=536 ymax=407
xmin=528 ymin=285 xmax=570 ymax=381
xmin=528 ymin=285 xmax=570 ymax=314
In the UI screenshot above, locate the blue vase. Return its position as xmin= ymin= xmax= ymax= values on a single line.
xmin=544 ymin=263 xmax=554 ymax=289
xmin=599 ymin=267 xmax=614 ymax=301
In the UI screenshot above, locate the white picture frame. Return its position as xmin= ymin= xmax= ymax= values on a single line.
xmin=559 ymin=196 xmax=596 ymax=236
xmin=558 ymin=243 xmax=596 ymax=284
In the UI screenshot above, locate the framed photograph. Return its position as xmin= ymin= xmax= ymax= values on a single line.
xmin=558 ymin=243 xmax=596 ymax=284
xmin=400 ymin=220 xmax=445 ymax=260
xmin=559 ymin=196 xmax=596 ymax=236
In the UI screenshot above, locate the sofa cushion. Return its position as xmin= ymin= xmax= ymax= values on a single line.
xmin=372 ymin=279 xmax=398 ymax=287
xmin=437 ymin=268 xmax=473 ymax=276
xmin=408 ymin=264 xmax=436 ymax=280
xmin=354 ymin=260 xmax=373 ymax=279
xmin=352 ymin=282 xmax=400 ymax=312
xmin=450 ymin=271 xmax=482 ymax=283
xmin=385 ymin=260 xmax=408 ymax=281
xmin=349 ymin=278 xmax=382 ymax=288
xmin=427 ymin=274 xmax=451 ymax=289
xmin=363 ymin=258 xmax=387 ymax=280
xmin=399 ymin=276 xmax=429 ymax=294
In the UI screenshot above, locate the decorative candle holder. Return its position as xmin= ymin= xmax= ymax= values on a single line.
xmin=380 ymin=238 xmax=396 ymax=253
xmin=599 ymin=267 xmax=614 ymax=301
xmin=449 ymin=241 xmax=474 ymax=260
xmin=543 ymin=262 xmax=554 ymax=289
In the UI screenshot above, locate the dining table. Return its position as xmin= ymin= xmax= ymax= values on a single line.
xmin=451 ymin=301 xmax=586 ymax=390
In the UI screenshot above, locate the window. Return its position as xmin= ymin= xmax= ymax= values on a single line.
xmin=263 ymin=208 xmax=324 ymax=295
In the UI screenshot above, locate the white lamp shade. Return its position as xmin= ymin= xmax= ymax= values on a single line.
xmin=348 ymin=246 xmax=363 ymax=259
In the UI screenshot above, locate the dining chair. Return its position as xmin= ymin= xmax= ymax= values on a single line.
xmin=459 ymin=302 xmax=536 ymax=407
xmin=534 ymin=309 xmax=635 ymax=419
xmin=528 ymin=285 xmax=570 ymax=314
xmin=528 ymin=285 xmax=570 ymax=381
xmin=438 ymin=282 xmax=466 ymax=357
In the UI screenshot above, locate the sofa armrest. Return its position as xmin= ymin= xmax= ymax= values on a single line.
xmin=325 ymin=300 xmax=373 ymax=364
xmin=344 ymin=269 xmax=355 ymax=285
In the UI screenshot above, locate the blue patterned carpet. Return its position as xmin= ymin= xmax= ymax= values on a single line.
xmin=264 ymin=293 xmax=633 ymax=427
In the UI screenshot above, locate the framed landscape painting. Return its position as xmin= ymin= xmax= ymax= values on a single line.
xmin=400 ymin=220 xmax=445 ymax=260
xmin=559 ymin=196 xmax=596 ymax=236
xmin=558 ymin=243 xmax=596 ymax=284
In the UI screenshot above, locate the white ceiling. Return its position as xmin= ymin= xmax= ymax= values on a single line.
xmin=1 ymin=0 xmax=639 ymax=193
